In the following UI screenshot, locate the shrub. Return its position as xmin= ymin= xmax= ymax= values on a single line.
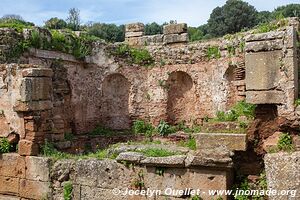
xmin=206 ymin=46 xmax=221 ymax=59
xmin=231 ymin=100 xmax=256 ymax=119
xmin=0 ymin=138 xmax=12 ymax=153
xmin=132 ymin=120 xmax=155 ymax=135
xmin=178 ymin=136 xmax=197 ymax=150
xmin=157 ymin=120 xmax=176 ymax=136
xmin=277 ymin=133 xmax=294 ymax=152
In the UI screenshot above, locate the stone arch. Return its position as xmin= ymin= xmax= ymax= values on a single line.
xmin=102 ymin=73 xmax=131 ymax=130
xmin=166 ymin=71 xmax=195 ymax=125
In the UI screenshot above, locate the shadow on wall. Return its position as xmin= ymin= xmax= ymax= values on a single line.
xmin=101 ymin=73 xmax=131 ymax=130
xmin=166 ymin=71 xmax=196 ymax=125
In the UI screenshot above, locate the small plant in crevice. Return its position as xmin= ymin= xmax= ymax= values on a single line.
xmin=155 ymin=167 xmax=166 ymax=176
xmin=132 ymin=169 xmax=145 ymax=190
xmin=0 ymin=138 xmax=12 ymax=153
xmin=206 ymin=46 xmax=221 ymax=59
xmin=277 ymin=133 xmax=294 ymax=152
xmin=63 ymin=181 xmax=73 ymax=200
xmin=191 ymin=195 xmax=203 ymax=200
xmin=227 ymin=45 xmax=236 ymax=56
xmin=294 ymin=99 xmax=300 ymax=106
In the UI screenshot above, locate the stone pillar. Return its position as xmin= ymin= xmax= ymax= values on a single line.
xmin=13 ymin=68 xmax=53 ymax=156
xmin=163 ymin=23 xmax=188 ymax=45
xmin=125 ymin=22 xmax=145 ymax=46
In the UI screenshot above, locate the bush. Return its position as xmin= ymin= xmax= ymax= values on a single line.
xmin=157 ymin=120 xmax=177 ymax=136
xmin=207 ymin=46 xmax=221 ymax=59
xmin=0 ymin=138 xmax=12 ymax=153
xmin=132 ymin=120 xmax=155 ymax=135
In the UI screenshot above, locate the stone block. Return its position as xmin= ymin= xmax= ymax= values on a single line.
xmin=125 ymin=23 xmax=144 ymax=32
xmin=19 ymin=179 xmax=51 ymax=200
xmin=14 ymin=100 xmax=53 ymax=112
xmin=0 ymin=176 xmax=19 ymax=195
xmin=140 ymin=155 xmax=186 ymax=167
xmin=245 ymin=39 xmax=283 ymax=52
xmin=20 ymin=77 xmax=52 ymax=101
xmin=0 ymin=195 xmax=21 ymax=200
xmin=194 ymin=133 xmax=247 ymax=151
xmin=80 ymin=186 xmax=124 ymax=200
xmin=25 ymin=156 xmax=51 ymax=182
xmin=22 ymin=68 xmax=53 ymax=78
xmin=125 ymin=37 xmax=143 ymax=46
xmin=262 ymin=132 xmax=281 ymax=151
xmin=163 ymin=33 xmax=188 ymax=45
xmin=0 ymin=153 xmax=25 ymax=178
xmin=141 ymin=34 xmax=163 ymax=45
xmin=264 ymin=152 xmax=300 ymax=200
xmin=245 ymin=51 xmax=281 ymax=90
xmin=125 ymin=31 xmax=144 ymax=38
xmin=246 ymin=90 xmax=284 ymax=104
xmin=163 ymin=23 xmax=187 ymax=35
xmin=18 ymin=140 xmax=39 ymax=156
xmin=116 ymin=152 xmax=145 ymax=163
xmin=245 ymin=31 xmax=285 ymax=42
xmin=0 ymin=116 xmax=10 ymax=137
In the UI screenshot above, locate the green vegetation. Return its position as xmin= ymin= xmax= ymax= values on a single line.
xmin=277 ymin=133 xmax=294 ymax=152
xmin=191 ymin=195 xmax=203 ymax=200
xmin=215 ymin=100 xmax=256 ymax=122
xmin=89 ymin=125 xmax=116 ymax=136
xmin=206 ymin=46 xmax=221 ymax=59
xmin=132 ymin=169 xmax=145 ymax=190
xmin=155 ymin=167 xmax=166 ymax=176
xmin=132 ymin=120 xmax=155 ymax=136
xmin=136 ymin=148 xmax=181 ymax=157
xmin=295 ymin=99 xmax=300 ymax=106
xmin=0 ymin=17 xmax=34 ymax=32
xmin=63 ymin=181 xmax=73 ymax=200
xmin=113 ymin=44 xmax=154 ymax=66
xmin=0 ymin=138 xmax=12 ymax=153
xmin=64 ymin=133 xmax=74 ymax=141
xmin=253 ymin=18 xmax=288 ymax=34
xmin=157 ymin=120 xmax=177 ymax=136
xmin=178 ymin=136 xmax=197 ymax=150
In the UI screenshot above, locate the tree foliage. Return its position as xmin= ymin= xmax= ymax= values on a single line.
xmin=66 ymin=8 xmax=80 ymax=31
xmin=145 ymin=22 xmax=163 ymax=35
xmin=44 ymin=17 xmax=67 ymax=29
xmin=273 ymin=4 xmax=300 ymax=18
xmin=207 ymin=0 xmax=258 ymax=37
xmin=87 ymin=23 xmax=125 ymax=42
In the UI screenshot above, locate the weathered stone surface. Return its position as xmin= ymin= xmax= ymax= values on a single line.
xmin=245 ymin=39 xmax=283 ymax=52
xmin=195 ymin=133 xmax=247 ymax=151
xmin=14 ymin=100 xmax=53 ymax=112
xmin=140 ymin=155 xmax=186 ymax=167
xmin=264 ymin=152 xmax=300 ymax=200
xmin=245 ymin=31 xmax=285 ymax=42
xmin=163 ymin=23 xmax=187 ymax=35
xmin=125 ymin=31 xmax=144 ymax=38
xmin=246 ymin=91 xmax=284 ymax=104
xmin=0 ymin=115 xmax=10 ymax=137
xmin=116 ymin=152 xmax=145 ymax=163
xmin=163 ymin=33 xmax=188 ymax=44
xmin=51 ymin=159 xmax=75 ymax=182
xmin=0 ymin=153 xmax=25 ymax=178
xmin=20 ymin=77 xmax=52 ymax=101
xmin=72 ymin=159 xmax=132 ymax=189
xmin=125 ymin=37 xmax=143 ymax=46
xmin=80 ymin=186 xmax=123 ymax=200
xmin=25 ymin=156 xmax=51 ymax=182
xmin=0 ymin=195 xmax=21 ymax=200
xmin=141 ymin=34 xmax=163 ymax=45
xmin=21 ymin=68 xmax=53 ymax=78
xmin=245 ymin=51 xmax=281 ymax=90
xmin=19 ymin=179 xmax=51 ymax=200
xmin=18 ymin=140 xmax=39 ymax=156
xmin=0 ymin=176 xmax=19 ymax=195
xmin=125 ymin=23 xmax=144 ymax=32
xmin=262 ymin=132 xmax=281 ymax=151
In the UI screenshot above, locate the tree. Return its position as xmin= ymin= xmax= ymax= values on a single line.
xmin=87 ymin=23 xmax=125 ymax=42
xmin=188 ymin=27 xmax=204 ymax=41
xmin=145 ymin=22 xmax=163 ymax=35
xmin=1 ymin=14 xmax=24 ymax=21
xmin=66 ymin=8 xmax=80 ymax=31
xmin=273 ymin=4 xmax=300 ymax=18
xmin=207 ymin=0 xmax=257 ymax=37
xmin=44 ymin=17 xmax=67 ymax=29
xmin=256 ymin=11 xmax=272 ymax=24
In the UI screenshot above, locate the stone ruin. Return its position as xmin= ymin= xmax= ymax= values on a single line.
xmin=0 ymin=18 xmax=299 ymax=200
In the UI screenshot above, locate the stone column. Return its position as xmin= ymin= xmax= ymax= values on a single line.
xmin=13 ymin=68 xmax=53 ymax=156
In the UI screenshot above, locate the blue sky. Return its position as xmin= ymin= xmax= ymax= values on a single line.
xmin=0 ymin=0 xmax=299 ymax=26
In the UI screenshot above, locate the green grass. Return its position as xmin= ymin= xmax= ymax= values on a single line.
xmin=277 ymin=133 xmax=294 ymax=152
xmin=178 ymin=136 xmax=197 ymax=150
xmin=63 ymin=181 xmax=73 ymax=200
xmin=136 ymin=148 xmax=181 ymax=157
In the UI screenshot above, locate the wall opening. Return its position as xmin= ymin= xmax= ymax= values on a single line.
xmin=102 ymin=73 xmax=130 ymax=130
xmin=166 ymin=71 xmax=195 ymax=125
